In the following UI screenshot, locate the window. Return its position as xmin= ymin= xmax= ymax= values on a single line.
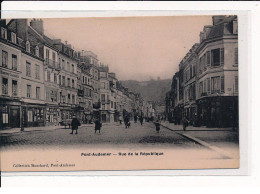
xmin=72 ymin=64 xmax=74 ymax=73
xmin=54 ymin=73 xmax=57 ymax=83
xmin=68 ymin=94 xmax=71 ymax=103
xmin=2 ymin=78 xmax=8 ymax=95
xmin=67 ymin=62 xmax=70 ymax=72
xmin=52 ymin=52 xmax=56 ymax=63
xmin=12 ymin=54 xmax=17 ymax=71
xmin=1 ymin=27 xmax=7 ymax=39
xmin=12 ymin=80 xmax=17 ymax=96
xmin=211 ymin=49 xmax=220 ymax=67
xmin=59 ymin=75 xmax=61 ymax=85
xmin=67 ymin=78 xmax=70 ymax=87
xmin=27 ymin=111 xmax=33 ymax=122
xmin=211 ymin=76 xmax=220 ymax=93
xmin=203 ymin=79 xmax=206 ymax=93
xmin=221 ymin=76 xmax=225 ymax=92
xmin=62 ymin=76 xmax=65 ymax=86
xmin=220 ymin=48 xmax=224 ymax=65
xmin=36 ymin=87 xmax=40 ymax=99
xmin=26 ymin=41 xmax=30 ymax=53
xmin=26 ymin=61 xmax=31 ymax=77
xmin=72 ymin=95 xmax=75 ymax=104
xmin=27 ymin=85 xmax=31 ymax=98
xmin=35 ymin=46 xmax=39 ymax=57
xmin=72 ymin=79 xmax=75 ymax=88
xmin=207 ymin=78 xmax=210 ymax=93
xmin=235 ymin=76 xmax=238 ymax=93
xmin=62 ymin=59 xmax=65 ymax=69
xmin=101 ymin=94 xmax=105 ymax=102
xmin=46 ymin=49 xmax=50 ymax=59
xmin=234 ymin=48 xmax=238 ymax=65
xmin=47 ymin=71 xmax=50 ymax=82
xmin=206 ymin=51 xmax=211 ymax=66
xmin=2 ymin=50 xmax=8 ymax=68
xmin=11 ymin=32 xmax=16 ymax=44
xmin=111 ymin=101 xmax=113 ymax=108
xmin=35 ymin=64 xmax=40 ymax=79
xmin=233 ymin=20 xmax=238 ymax=34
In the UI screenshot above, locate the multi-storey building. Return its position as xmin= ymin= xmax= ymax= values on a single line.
xmin=0 ymin=21 xmax=22 ymax=129
xmin=196 ymin=15 xmax=238 ymax=128
xmin=183 ymin=43 xmax=199 ymax=126
xmin=166 ymin=15 xmax=238 ymax=128
xmin=108 ymin=72 xmax=119 ymax=122
xmin=52 ymin=39 xmax=79 ymax=122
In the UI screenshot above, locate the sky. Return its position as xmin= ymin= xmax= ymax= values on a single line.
xmin=42 ymin=16 xmax=212 ymax=81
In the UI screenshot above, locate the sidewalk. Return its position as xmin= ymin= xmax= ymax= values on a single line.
xmin=160 ymin=121 xmax=239 ymax=159
xmin=160 ymin=121 xmax=233 ymax=131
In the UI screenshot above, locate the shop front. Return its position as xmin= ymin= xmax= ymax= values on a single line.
xmin=0 ymin=98 xmax=21 ymax=129
xmin=22 ymin=103 xmax=45 ymax=127
xmin=45 ymin=104 xmax=59 ymax=126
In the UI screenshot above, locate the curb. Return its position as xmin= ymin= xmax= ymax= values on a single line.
xmin=161 ymin=124 xmax=233 ymax=159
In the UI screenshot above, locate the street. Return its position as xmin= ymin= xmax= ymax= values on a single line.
xmin=0 ymin=121 xmax=239 ymax=161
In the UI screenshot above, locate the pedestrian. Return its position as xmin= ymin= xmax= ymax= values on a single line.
xmin=139 ymin=116 xmax=144 ymax=125
xmin=182 ymin=116 xmax=189 ymax=131
xmin=70 ymin=115 xmax=81 ymax=135
xmin=124 ymin=116 xmax=130 ymax=128
xmin=119 ymin=115 xmax=123 ymax=125
xmin=134 ymin=115 xmax=137 ymax=123
xmin=94 ymin=119 xmax=102 ymax=134
xmin=154 ymin=120 xmax=161 ymax=133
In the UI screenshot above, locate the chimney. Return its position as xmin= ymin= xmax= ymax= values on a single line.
xmin=212 ymin=16 xmax=226 ymax=25
xmin=30 ymin=19 xmax=44 ymax=35
xmin=16 ymin=19 xmax=28 ymax=41
xmin=0 ymin=19 xmax=6 ymax=27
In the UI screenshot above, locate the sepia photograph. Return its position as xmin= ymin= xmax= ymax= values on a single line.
xmin=0 ymin=15 xmax=239 ymax=171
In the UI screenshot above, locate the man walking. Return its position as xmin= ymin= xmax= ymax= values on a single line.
xmin=70 ymin=115 xmax=81 ymax=135
xmin=139 ymin=116 xmax=144 ymax=126
xmin=95 ymin=118 xmax=102 ymax=134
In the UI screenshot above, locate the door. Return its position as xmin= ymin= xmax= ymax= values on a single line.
xmin=10 ymin=107 xmax=20 ymax=128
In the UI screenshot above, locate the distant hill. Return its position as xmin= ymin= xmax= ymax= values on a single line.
xmin=120 ymin=79 xmax=172 ymax=105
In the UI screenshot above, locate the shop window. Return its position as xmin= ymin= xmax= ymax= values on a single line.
xmin=12 ymin=54 xmax=17 ymax=71
xmin=28 ymin=111 xmax=33 ymax=122
xmin=26 ymin=61 xmax=31 ymax=77
xmin=2 ymin=50 xmax=8 ymax=68
xmin=3 ymin=113 xmax=8 ymax=124
xmin=27 ymin=85 xmax=32 ymax=98
xmin=2 ymin=78 xmax=8 ymax=95
xmin=12 ymin=80 xmax=18 ymax=96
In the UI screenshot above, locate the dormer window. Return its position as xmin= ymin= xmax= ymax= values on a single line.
xmin=35 ymin=46 xmax=39 ymax=57
xmin=1 ymin=27 xmax=7 ymax=39
xmin=11 ymin=32 xmax=17 ymax=44
xmin=26 ymin=41 xmax=30 ymax=53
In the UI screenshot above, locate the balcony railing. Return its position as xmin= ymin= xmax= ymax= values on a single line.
xmin=44 ymin=58 xmax=60 ymax=70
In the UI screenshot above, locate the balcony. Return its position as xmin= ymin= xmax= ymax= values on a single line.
xmin=44 ymin=58 xmax=60 ymax=70
xmin=78 ymin=89 xmax=84 ymax=97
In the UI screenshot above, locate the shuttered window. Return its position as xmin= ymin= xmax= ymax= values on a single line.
xmin=207 ymin=78 xmax=210 ymax=93
xmin=220 ymin=48 xmax=224 ymax=65
xmin=235 ymin=76 xmax=238 ymax=92
xmin=234 ymin=48 xmax=238 ymax=65
xmin=206 ymin=51 xmax=211 ymax=66
xmin=221 ymin=76 xmax=225 ymax=92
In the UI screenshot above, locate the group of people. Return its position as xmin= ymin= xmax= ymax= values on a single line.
xmin=69 ymin=114 xmax=166 ymax=135
xmin=69 ymin=115 xmax=102 ymax=135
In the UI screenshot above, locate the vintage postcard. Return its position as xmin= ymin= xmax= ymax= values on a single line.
xmin=0 ymin=15 xmax=240 ymax=172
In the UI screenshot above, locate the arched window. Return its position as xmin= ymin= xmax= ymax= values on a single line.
xmin=26 ymin=41 xmax=30 ymax=53
xmin=35 ymin=46 xmax=39 ymax=57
